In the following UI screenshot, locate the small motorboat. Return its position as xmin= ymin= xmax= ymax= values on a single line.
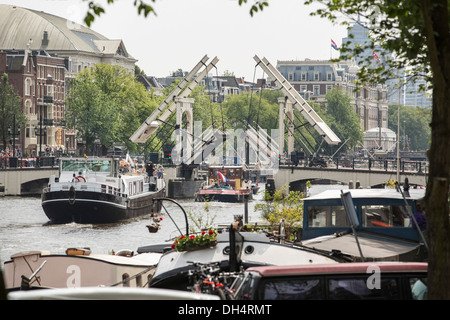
xmin=195 ymin=166 xmax=252 ymax=202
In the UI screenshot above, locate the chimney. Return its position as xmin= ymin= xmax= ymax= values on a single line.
xmin=41 ymin=31 xmax=49 ymax=50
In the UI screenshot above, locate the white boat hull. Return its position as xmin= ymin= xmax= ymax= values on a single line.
xmin=3 ymin=250 xmax=162 ymax=290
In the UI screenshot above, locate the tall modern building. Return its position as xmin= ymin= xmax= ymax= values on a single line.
xmin=0 ymin=5 xmax=137 ymax=155
xmin=342 ymin=20 xmax=432 ymax=109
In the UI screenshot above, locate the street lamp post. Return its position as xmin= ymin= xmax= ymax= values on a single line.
xmin=34 ymin=120 xmax=47 ymax=158
xmin=8 ymin=113 xmax=21 ymax=167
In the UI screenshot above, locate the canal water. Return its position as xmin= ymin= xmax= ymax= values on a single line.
xmin=0 ymin=184 xmax=347 ymax=267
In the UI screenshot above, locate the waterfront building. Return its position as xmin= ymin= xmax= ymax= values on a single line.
xmin=276 ymin=59 xmax=389 ymax=134
xmin=0 ymin=48 xmax=67 ymax=157
xmin=0 ymin=5 xmax=137 ymax=155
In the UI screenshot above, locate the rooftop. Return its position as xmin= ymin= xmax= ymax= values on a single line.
xmin=0 ymin=5 xmax=133 ymax=59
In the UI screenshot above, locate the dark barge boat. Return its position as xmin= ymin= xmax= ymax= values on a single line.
xmin=41 ymin=157 xmax=165 ymax=224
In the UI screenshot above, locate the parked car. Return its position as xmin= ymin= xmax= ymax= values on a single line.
xmin=231 ymin=262 xmax=427 ymax=300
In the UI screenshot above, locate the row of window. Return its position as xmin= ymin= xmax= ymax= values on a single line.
xmin=36 ymin=65 xmax=64 ymax=81
xmin=250 ymin=275 xmax=427 ymax=300
xmin=24 ymin=78 xmax=65 ymax=101
xmin=288 ymin=71 xmax=334 ymax=82
xmin=307 ymin=204 xmax=412 ymax=228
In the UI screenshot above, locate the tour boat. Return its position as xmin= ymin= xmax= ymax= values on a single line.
xmin=194 ymin=166 xmax=252 ymax=202
xmin=41 ymin=156 xmax=165 ymax=224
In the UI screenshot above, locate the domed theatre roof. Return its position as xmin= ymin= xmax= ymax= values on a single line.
xmin=364 ymin=127 xmax=397 ymax=140
xmin=0 ymin=4 xmax=133 ymax=58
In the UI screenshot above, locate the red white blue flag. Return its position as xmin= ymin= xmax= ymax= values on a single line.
xmin=372 ymin=50 xmax=380 ymax=62
xmin=331 ymin=39 xmax=338 ymax=51
xmin=216 ymin=171 xmax=228 ymax=184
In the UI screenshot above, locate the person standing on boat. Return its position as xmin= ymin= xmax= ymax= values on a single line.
xmin=146 ymin=161 xmax=154 ymax=177
xmin=158 ymin=165 xmax=164 ymax=179
xmin=413 ymin=203 xmax=427 ymax=232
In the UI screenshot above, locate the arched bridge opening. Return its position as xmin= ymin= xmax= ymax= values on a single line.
xmin=21 ymin=178 xmax=49 ymax=196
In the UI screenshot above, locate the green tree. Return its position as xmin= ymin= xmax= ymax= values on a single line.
xmin=303 ymin=0 xmax=450 ymax=300
xmin=0 ymin=73 xmax=26 ymax=149
xmin=65 ymin=64 xmax=157 ymax=154
xmin=222 ymin=91 xmax=279 ymax=130
xmin=65 ymin=75 xmax=118 ymax=154
xmin=388 ymin=104 xmax=431 ymax=151
xmin=255 ymin=184 xmax=308 ymax=241
xmin=324 ymin=87 xmax=363 ymax=151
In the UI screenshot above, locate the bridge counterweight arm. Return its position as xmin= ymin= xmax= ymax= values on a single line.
xmin=130 ymin=55 xmax=210 ymax=143
xmin=253 ymin=55 xmax=341 ymax=145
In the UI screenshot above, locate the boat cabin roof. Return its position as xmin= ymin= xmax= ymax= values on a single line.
xmin=304 ymin=188 xmax=425 ymax=202
xmin=246 ymin=262 xmax=428 ymax=277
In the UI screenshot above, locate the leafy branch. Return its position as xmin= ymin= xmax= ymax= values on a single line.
xmin=83 ymin=0 xmax=157 ymax=26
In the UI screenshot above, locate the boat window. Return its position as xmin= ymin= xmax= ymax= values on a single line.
xmin=308 ymin=206 xmax=349 ymax=227
xmin=261 ymin=278 xmax=323 ymax=300
xmin=328 ymin=276 xmax=399 ymax=300
xmin=61 ymin=160 xmax=111 ymax=173
xmin=363 ymin=204 xmax=410 ymax=227
xmin=409 ymin=277 xmax=428 ymax=300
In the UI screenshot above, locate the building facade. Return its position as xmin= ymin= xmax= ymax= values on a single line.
xmin=0 ymin=5 xmax=137 ymax=156
xmin=276 ymin=59 xmax=389 ymax=133
xmin=0 ymin=48 xmax=67 ymax=157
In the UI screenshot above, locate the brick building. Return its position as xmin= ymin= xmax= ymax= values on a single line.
xmin=0 ymin=47 xmax=66 ymax=156
xmin=0 ymin=5 xmax=137 ymax=156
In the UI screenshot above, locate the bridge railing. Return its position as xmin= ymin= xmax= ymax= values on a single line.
xmin=0 ymin=156 xmax=58 ymax=169
xmin=284 ymin=156 xmax=428 ymax=174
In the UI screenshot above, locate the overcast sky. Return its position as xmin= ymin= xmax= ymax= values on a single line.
xmin=0 ymin=0 xmax=349 ymax=80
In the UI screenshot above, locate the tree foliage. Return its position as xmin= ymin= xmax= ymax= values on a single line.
xmin=388 ymin=104 xmax=431 ymax=151
xmin=301 ymin=0 xmax=450 ymax=299
xmin=0 ymin=73 xmax=26 ymax=149
xmin=323 ymin=87 xmax=363 ymax=150
xmin=65 ymin=64 xmax=157 ymax=154
xmin=255 ymin=184 xmax=308 ymax=240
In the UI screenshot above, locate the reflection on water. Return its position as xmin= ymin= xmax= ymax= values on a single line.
xmin=0 ymin=184 xmax=346 ymax=266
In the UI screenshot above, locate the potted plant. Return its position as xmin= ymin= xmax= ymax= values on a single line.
xmin=146 ymin=214 xmax=163 ymax=233
xmin=171 ymin=229 xmax=217 ymax=252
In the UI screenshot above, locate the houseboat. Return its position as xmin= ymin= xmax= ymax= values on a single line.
xmin=3 ymin=248 xmax=162 ymax=291
xmin=300 ymin=187 xmax=427 ymax=261
xmin=41 ymin=157 xmax=165 ymax=224
xmin=146 ymin=227 xmax=349 ymax=291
